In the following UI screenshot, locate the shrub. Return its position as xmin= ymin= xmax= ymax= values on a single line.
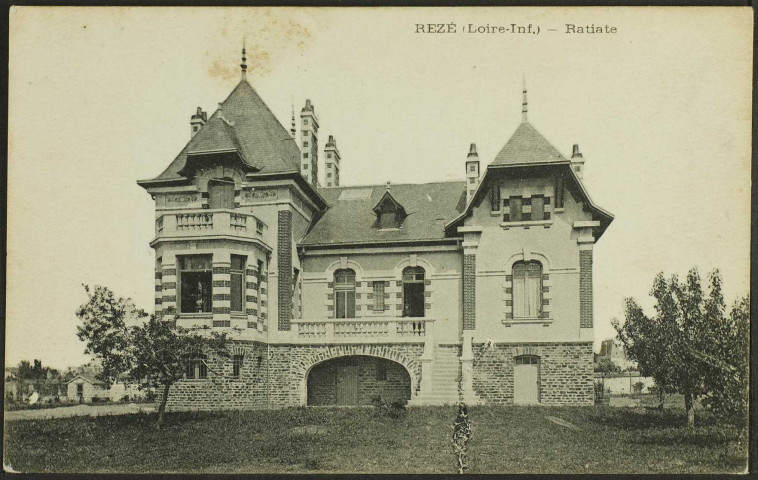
xmin=120 ymin=395 xmax=130 ymax=403
xmin=371 ymin=396 xmax=407 ymax=418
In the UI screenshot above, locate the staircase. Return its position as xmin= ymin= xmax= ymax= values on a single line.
xmin=409 ymin=346 xmax=462 ymax=406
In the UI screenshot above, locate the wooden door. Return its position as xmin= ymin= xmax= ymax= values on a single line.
xmin=336 ymin=366 xmax=359 ymax=405
xmin=513 ymin=357 xmax=540 ymax=405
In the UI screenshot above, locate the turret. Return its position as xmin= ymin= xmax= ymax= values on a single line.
xmin=300 ymin=99 xmax=319 ymax=188
xmin=571 ymin=143 xmax=585 ymax=179
xmin=190 ymin=107 xmax=207 ymax=138
xmin=466 ymin=143 xmax=480 ymax=202
xmin=324 ymin=135 xmax=341 ymax=187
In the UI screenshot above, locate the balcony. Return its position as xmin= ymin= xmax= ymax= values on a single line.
xmin=152 ymin=209 xmax=268 ymax=247
xmin=289 ymin=317 xmax=435 ymax=345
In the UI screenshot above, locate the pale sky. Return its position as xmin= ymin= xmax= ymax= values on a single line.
xmin=7 ymin=7 xmax=752 ymax=370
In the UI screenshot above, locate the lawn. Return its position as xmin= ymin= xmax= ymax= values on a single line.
xmin=4 ymin=404 xmax=748 ymax=474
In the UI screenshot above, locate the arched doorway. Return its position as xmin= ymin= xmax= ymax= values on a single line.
xmin=307 ymin=356 xmax=412 ymax=406
xmin=513 ymin=355 xmax=540 ymax=404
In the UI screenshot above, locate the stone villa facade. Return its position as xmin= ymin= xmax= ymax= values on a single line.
xmin=137 ymin=52 xmax=613 ymax=410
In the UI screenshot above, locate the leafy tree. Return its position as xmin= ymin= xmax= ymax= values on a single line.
xmin=699 ymin=296 xmax=749 ymax=449
xmin=613 ymin=298 xmax=675 ymax=411
xmin=615 ymin=268 xmax=746 ymax=427
xmin=76 ymin=285 xmax=230 ymax=427
xmin=594 ymin=358 xmax=620 ymax=375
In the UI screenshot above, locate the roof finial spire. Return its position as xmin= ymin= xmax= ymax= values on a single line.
xmin=386 ymin=180 xmax=391 ymax=193
xmin=240 ymin=38 xmax=248 ymax=81
xmin=521 ymin=75 xmax=528 ymax=122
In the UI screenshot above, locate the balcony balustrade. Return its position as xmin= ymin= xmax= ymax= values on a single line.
xmin=290 ymin=317 xmax=434 ymax=346
xmin=154 ymin=209 xmax=264 ymax=242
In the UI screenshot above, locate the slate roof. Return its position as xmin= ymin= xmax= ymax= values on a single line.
xmin=300 ymin=182 xmax=467 ymax=246
xmin=491 ymin=121 xmax=568 ymax=166
xmin=67 ymin=374 xmax=105 ymax=385
xmin=142 ymin=80 xmax=301 ymax=184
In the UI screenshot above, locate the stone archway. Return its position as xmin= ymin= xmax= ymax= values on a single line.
xmin=306 ymin=355 xmax=412 ymax=406
xmin=293 ymin=344 xmax=422 ymax=406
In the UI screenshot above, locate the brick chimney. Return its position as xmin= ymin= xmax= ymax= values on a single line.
xmin=190 ymin=107 xmax=207 ymax=138
xmin=300 ymin=99 xmax=319 ymax=188
xmin=466 ymin=143 xmax=480 ymax=203
xmin=324 ymin=135 xmax=341 ymax=187
xmin=571 ymin=144 xmax=585 ymax=179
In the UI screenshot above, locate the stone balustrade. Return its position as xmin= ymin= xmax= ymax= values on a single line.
xmin=290 ymin=317 xmax=434 ymax=347
xmin=154 ymin=209 xmax=264 ymax=241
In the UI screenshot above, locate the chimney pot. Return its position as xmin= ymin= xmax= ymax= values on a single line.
xmin=572 ymin=144 xmax=583 ymax=158
xmin=468 ymin=143 xmax=478 ymax=158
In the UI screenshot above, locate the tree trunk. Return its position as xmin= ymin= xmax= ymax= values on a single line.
xmin=156 ymin=383 xmax=171 ymax=429
xmin=684 ymin=392 xmax=695 ymax=427
xmin=657 ymin=386 xmax=665 ymax=411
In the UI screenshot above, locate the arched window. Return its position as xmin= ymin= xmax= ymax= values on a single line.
xmin=334 ymin=269 xmax=356 ymax=319
xmin=512 ymin=261 xmax=542 ymax=318
xmin=207 ymin=178 xmax=235 ymax=209
xmin=402 ymin=266 xmax=425 ymax=318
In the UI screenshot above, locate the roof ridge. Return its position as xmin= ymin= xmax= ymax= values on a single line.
xmin=327 ymin=180 xmax=466 ymax=190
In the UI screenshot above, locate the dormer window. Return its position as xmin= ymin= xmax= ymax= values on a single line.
xmin=207 ymin=178 xmax=235 ymax=210
xmin=373 ymin=189 xmax=407 ymax=230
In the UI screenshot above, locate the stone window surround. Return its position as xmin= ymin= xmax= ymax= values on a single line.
xmin=502 ymin=251 xmax=553 ymax=326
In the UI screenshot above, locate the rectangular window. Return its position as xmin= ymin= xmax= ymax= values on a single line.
xmin=232 ymin=355 xmax=244 ymax=378
xmin=303 ymin=119 xmax=309 ymax=125
xmin=256 ymin=260 xmax=264 ymax=315
xmin=469 ymin=164 xmax=476 ymax=172
xmin=531 ymin=195 xmax=545 ymax=221
xmin=513 ymin=263 xmax=542 ymax=318
xmin=327 ymin=172 xmax=332 ymax=178
xmin=379 ymin=212 xmax=396 ymax=229
xmin=327 ymin=153 xmax=332 ymax=159
xmin=509 ymin=196 xmax=523 ymax=222
xmin=207 ymin=179 xmax=235 ymax=209
xmin=373 ymin=281 xmax=385 ymax=312
xmin=303 ymin=141 xmax=309 ymax=147
xmin=303 ymin=163 xmax=309 ymax=169
xmin=491 ymin=182 xmax=501 ymax=211
xmin=179 ymin=256 xmax=212 ymax=314
xmin=256 ymin=220 xmax=264 ymax=235
xmin=186 ymin=356 xmax=207 ymax=379
xmin=334 ymin=270 xmax=356 ymax=319
xmin=303 ymin=153 xmax=309 ymax=159
xmin=230 ymin=255 xmax=245 ymax=313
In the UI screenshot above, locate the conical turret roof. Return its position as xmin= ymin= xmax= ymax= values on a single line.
xmin=143 ymin=80 xmax=301 ymax=183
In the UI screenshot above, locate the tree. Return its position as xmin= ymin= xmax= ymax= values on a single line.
xmin=594 ymin=358 xmax=620 ymax=375
xmin=615 ymin=268 xmax=746 ymax=427
xmin=699 ymin=296 xmax=749 ymax=449
xmin=76 ymin=285 xmax=230 ymax=427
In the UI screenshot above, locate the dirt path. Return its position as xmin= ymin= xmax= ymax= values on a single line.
xmin=5 ymin=403 xmax=158 ymax=421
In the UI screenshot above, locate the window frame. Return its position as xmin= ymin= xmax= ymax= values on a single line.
xmin=232 ymin=354 xmax=244 ymax=378
xmin=402 ymin=266 xmax=425 ymax=318
xmin=373 ymin=281 xmax=386 ymax=312
xmin=178 ymin=255 xmax=213 ymax=314
xmin=334 ymin=269 xmax=356 ymax=319
xmin=512 ymin=261 xmax=543 ymax=319
xmin=230 ymin=255 xmax=246 ymax=314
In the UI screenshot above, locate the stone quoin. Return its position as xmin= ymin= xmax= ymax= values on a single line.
xmin=137 ymin=48 xmax=614 ymax=410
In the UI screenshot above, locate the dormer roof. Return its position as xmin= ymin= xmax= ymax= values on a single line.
xmin=372 ymin=190 xmax=407 ymax=217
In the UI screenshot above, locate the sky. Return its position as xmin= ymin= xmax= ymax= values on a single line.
xmin=7 ymin=7 xmax=752 ymax=370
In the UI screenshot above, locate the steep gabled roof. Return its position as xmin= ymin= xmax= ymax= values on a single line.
xmin=67 ymin=374 xmax=105 ymax=385
xmin=140 ymin=80 xmax=301 ymax=184
xmin=491 ymin=121 xmax=567 ymax=166
xmin=300 ymin=182 xmax=467 ymax=247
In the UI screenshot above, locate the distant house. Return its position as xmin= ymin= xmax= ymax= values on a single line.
xmin=66 ymin=375 xmax=109 ymax=403
xmin=597 ymin=339 xmax=637 ymax=371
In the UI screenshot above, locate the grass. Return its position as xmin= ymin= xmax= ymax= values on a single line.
xmin=4 ymin=403 xmax=748 ymax=474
